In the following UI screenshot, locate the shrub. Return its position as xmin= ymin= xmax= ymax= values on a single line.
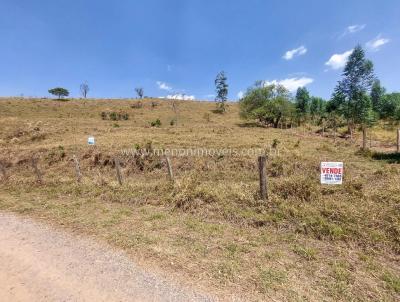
xmin=109 ymin=112 xmax=118 ymax=121
xmin=151 ymin=119 xmax=161 ymax=127
xmin=100 ymin=111 xmax=129 ymax=121
xmin=269 ymin=157 xmax=284 ymax=177
xmin=272 ymin=139 xmax=280 ymax=149
xmin=130 ymin=101 xmax=143 ymax=109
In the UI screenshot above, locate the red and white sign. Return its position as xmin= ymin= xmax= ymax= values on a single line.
xmin=321 ymin=162 xmax=343 ymax=185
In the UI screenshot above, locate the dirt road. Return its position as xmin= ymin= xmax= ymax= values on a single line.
xmin=0 ymin=212 xmax=214 ymax=302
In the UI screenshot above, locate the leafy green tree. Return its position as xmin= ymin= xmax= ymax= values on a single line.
xmin=48 ymin=87 xmax=69 ymax=99
xmin=310 ymin=97 xmax=326 ymax=122
xmin=239 ymin=83 xmax=295 ymax=128
xmin=215 ymin=71 xmax=228 ymax=113
xmin=370 ymin=79 xmax=386 ymax=115
xmin=381 ymin=93 xmax=400 ymax=120
xmin=295 ymin=87 xmax=310 ymax=123
xmin=356 ymin=93 xmax=377 ymax=127
xmin=331 ymin=45 xmax=375 ymax=134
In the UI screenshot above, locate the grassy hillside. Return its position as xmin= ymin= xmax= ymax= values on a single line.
xmin=0 ymin=97 xmax=399 ymax=301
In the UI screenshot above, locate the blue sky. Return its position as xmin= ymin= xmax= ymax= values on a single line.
xmin=0 ymin=0 xmax=399 ymax=100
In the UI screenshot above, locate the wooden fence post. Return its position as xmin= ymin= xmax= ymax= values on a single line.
xmin=362 ymin=128 xmax=367 ymax=151
xmin=114 ymin=157 xmax=123 ymax=185
xmin=73 ymin=155 xmax=82 ymax=183
xmin=397 ymin=129 xmax=400 ymax=153
xmin=165 ymin=156 xmax=174 ymax=182
xmin=31 ymin=157 xmax=42 ymax=184
xmin=0 ymin=162 xmax=7 ymax=180
xmin=258 ymin=155 xmax=268 ymax=201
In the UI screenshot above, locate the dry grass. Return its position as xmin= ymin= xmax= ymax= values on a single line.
xmin=0 ymin=97 xmax=399 ymax=301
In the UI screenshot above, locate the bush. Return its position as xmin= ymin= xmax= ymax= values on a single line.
xmin=151 ymin=119 xmax=161 ymax=127
xmin=269 ymin=157 xmax=284 ymax=177
xmin=271 ymin=139 xmax=280 ymax=149
xmin=100 ymin=111 xmax=129 ymax=121
xmin=130 ymin=101 xmax=143 ymax=109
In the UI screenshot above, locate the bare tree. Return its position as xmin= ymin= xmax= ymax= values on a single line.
xmin=135 ymin=87 xmax=144 ymax=99
xmin=80 ymin=82 xmax=89 ymax=98
xmin=171 ymin=100 xmax=179 ymax=125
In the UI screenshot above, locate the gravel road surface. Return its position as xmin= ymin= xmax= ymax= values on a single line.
xmin=0 ymin=212 xmax=215 ymax=302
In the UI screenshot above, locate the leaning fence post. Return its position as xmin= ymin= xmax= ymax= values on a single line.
xmin=258 ymin=155 xmax=268 ymax=201
xmin=114 ymin=157 xmax=123 ymax=185
xmin=165 ymin=156 xmax=174 ymax=182
xmin=73 ymin=155 xmax=82 ymax=183
xmin=397 ymin=129 xmax=400 ymax=153
xmin=31 ymin=157 xmax=42 ymax=184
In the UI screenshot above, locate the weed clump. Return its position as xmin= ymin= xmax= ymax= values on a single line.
xmin=170 ymin=174 xmax=219 ymax=211
xmin=150 ymin=119 xmax=161 ymax=127
xmin=269 ymin=157 xmax=285 ymax=177
xmin=274 ymin=176 xmax=318 ymax=202
xmin=130 ymin=101 xmax=143 ymax=109
xmin=101 ymin=111 xmax=129 ymax=121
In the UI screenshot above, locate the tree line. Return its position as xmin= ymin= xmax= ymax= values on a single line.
xmin=238 ymin=45 xmax=400 ymax=137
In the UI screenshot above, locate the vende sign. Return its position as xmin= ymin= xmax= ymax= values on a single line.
xmin=321 ymin=162 xmax=343 ymax=185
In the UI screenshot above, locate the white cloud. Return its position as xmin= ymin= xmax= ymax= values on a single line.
xmin=325 ymin=50 xmax=353 ymax=70
xmin=263 ymin=77 xmax=314 ymax=92
xmin=347 ymin=24 xmax=366 ymax=33
xmin=340 ymin=24 xmax=366 ymax=37
xmin=282 ymin=46 xmax=307 ymax=60
xmin=366 ymin=35 xmax=390 ymax=51
xmin=165 ymin=93 xmax=195 ymax=100
xmin=204 ymin=94 xmax=215 ymax=99
xmin=156 ymin=81 xmax=172 ymax=91
xmin=237 ymin=91 xmax=244 ymax=99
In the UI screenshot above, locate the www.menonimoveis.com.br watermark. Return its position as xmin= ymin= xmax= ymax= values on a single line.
xmin=119 ymin=146 xmax=283 ymax=157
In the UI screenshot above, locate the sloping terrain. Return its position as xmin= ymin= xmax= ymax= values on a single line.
xmin=0 ymin=98 xmax=399 ymax=301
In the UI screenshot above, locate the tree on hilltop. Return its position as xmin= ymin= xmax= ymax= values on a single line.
xmin=135 ymin=87 xmax=144 ymax=99
xmin=80 ymin=82 xmax=89 ymax=98
xmin=215 ymin=71 xmax=228 ymax=113
xmin=49 ymin=87 xmax=69 ymax=99
xmin=239 ymin=83 xmax=295 ymax=128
